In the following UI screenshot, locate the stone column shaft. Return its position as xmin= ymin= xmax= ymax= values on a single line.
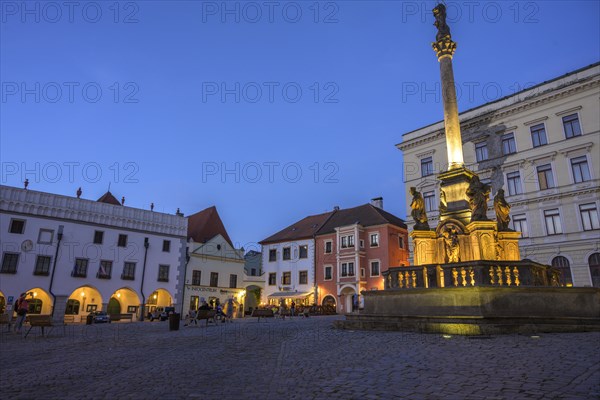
xmin=439 ymin=55 xmax=464 ymax=170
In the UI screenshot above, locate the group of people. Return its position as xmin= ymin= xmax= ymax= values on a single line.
xmin=184 ymin=297 xmax=235 ymax=326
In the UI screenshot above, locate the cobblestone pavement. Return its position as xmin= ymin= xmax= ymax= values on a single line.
xmin=1 ymin=315 xmax=599 ymax=400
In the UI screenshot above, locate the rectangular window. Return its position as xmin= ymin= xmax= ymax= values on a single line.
xmin=360 ymin=239 xmax=364 ymax=248
xmin=507 ymin=172 xmax=522 ymax=195
xmin=398 ymin=236 xmax=404 ymax=249
xmin=571 ymin=156 xmax=591 ymax=183
xmin=475 ymin=142 xmax=488 ymax=162
xmin=192 ymin=270 xmax=201 ymax=285
xmin=158 ymin=265 xmax=169 ymax=282
xmin=324 ymin=266 xmax=332 ymax=280
xmin=563 ymin=113 xmax=582 ymax=139
xmin=424 ymin=191 xmax=435 ymax=212
xmin=229 ymin=274 xmax=238 ymax=288
xmin=324 ymin=241 xmax=332 ymax=254
xmin=282 ymin=247 xmax=291 ymax=260
xmin=544 ymin=209 xmax=563 ymax=235
xmin=370 ymin=261 xmax=380 ymax=277
xmin=299 ymin=245 xmax=308 ymax=259
xmin=282 ymin=271 xmax=291 ymax=285
xmin=251 ymin=268 xmax=256 ymax=276
xmin=189 ymin=296 xmax=199 ymax=311
xmin=421 ymin=156 xmax=433 ymax=177
xmin=537 ymin=164 xmax=555 ymax=190
xmin=118 ymin=234 xmax=128 ymax=247
xmin=0 ymin=252 xmax=19 ymax=273
xmin=269 ymin=249 xmax=277 ymax=262
xmin=501 ymin=133 xmax=516 ymax=155
xmin=370 ymin=233 xmax=379 ymax=247
xmin=210 ymin=272 xmax=219 ymax=287
xmin=530 ymin=123 xmax=548 ymax=148
xmin=299 ymin=270 xmax=308 ymax=284
xmin=348 ymin=235 xmax=355 ymax=247
xmin=9 ymin=219 xmax=25 ymax=234
xmin=361 ymin=268 xmax=365 ymax=278
xmin=93 ymin=230 xmax=104 ymax=244
xmin=341 ymin=263 xmax=348 ymax=277
xmin=37 ymin=229 xmax=54 ymax=244
xmin=162 ymin=240 xmax=171 ymax=252
xmin=341 ymin=262 xmax=355 ymax=277
xmin=122 ymin=262 xmax=136 ymax=280
xmin=512 ymin=214 xmax=529 ymax=238
xmin=341 ymin=236 xmax=348 ymax=248
xmin=98 ymin=260 xmax=112 ymax=279
xmin=580 ymin=203 xmax=600 ymax=231
xmin=268 ymin=273 xmax=277 ymax=286
xmin=33 ymin=255 xmax=51 ymax=276
xmin=72 ymin=258 xmax=89 ymax=278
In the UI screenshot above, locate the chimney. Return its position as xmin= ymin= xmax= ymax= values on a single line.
xmin=371 ymin=197 xmax=383 ymax=209
xmin=333 ymin=206 xmax=340 ymax=211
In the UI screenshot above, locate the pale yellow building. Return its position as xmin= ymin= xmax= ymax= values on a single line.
xmin=398 ymin=63 xmax=600 ymax=287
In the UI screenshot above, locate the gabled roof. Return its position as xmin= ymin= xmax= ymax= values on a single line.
xmin=260 ymin=211 xmax=334 ymax=244
xmin=316 ymin=204 xmax=407 ymax=235
xmin=96 ymin=191 xmax=121 ymax=206
xmin=187 ymin=206 xmax=233 ymax=247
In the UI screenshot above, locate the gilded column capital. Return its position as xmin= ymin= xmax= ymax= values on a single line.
xmin=432 ymin=39 xmax=457 ymax=60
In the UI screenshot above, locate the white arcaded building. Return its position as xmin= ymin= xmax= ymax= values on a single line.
xmin=0 ymin=185 xmax=187 ymax=321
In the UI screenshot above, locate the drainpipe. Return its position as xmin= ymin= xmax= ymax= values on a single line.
xmin=180 ymin=245 xmax=190 ymax=315
xmin=139 ymin=237 xmax=149 ymax=321
xmin=49 ymin=225 xmax=64 ymax=317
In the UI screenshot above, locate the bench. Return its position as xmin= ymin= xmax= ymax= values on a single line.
xmin=109 ymin=313 xmax=133 ymax=322
xmin=25 ymin=315 xmax=65 ymax=338
xmin=251 ymin=309 xmax=274 ymax=322
xmin=0 ymin=314 xmax=11 ymax=331
xmin=195 ymin=310 xmax=216 ymax=326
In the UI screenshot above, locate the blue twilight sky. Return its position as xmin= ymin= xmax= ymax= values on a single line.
xmin=1 ymin=1 xmax=599 ymax=250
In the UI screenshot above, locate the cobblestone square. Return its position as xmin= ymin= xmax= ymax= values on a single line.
xmin=1 ymin=316 xmax=599 ymax=399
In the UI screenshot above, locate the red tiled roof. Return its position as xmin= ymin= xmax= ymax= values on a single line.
xmin=188 ymin=206 xmax=233 ymax=247
xmin=260 ymin=211 xmax=334 ymax=244
xmin=317 ymin=204 xmax=407 ymax=235
xmin=96 ymin=191 xmax=121 ymax=206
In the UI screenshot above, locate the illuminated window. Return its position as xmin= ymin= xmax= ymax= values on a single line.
xmin=282 ymin=271 xmax=291 ymax=285
xmin=552 ymin=256 xmax=572 ymax=285
xmin=537 ymin=164 xmax=555 ymax=190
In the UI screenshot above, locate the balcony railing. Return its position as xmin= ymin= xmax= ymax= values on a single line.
xmin=382 ymin=260 xmax=562 ymax=290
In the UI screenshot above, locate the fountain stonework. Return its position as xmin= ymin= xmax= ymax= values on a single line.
xmin=336 ymin=4 xmax=600 ymax=334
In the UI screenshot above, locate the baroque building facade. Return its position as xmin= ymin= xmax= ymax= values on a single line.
xmin=398 ymin=63 xmax=600 ymax=287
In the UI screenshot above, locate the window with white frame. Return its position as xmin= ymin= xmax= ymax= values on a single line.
xmin=475 ymin=142 xmax=488 ymax=162
xmin=579 ymin=203 xmax=600 ymax=231
xmin=370 ymin=261 xmax=380 ymax=277
xmin=512 ymin=214 xmax=529 ymax=238
xmin=324 ymin=241 xmax=332 ymax=253
xmin=341 ymin=262 xmax=355 ymax=277
xmin=299 ymin=270 xmax=308 ymax=284
xmin=268 ymin=273 xmax=276 ymax=285
xmin=282 ymin=271 xmax=291 ymax=285
xmin=501 ymin=133 xmax=516 ymax=155
xmin=421 ymin=157 xmax=433 ymax=177
xmin=398 ymin=236 xmax=404 ymax=249
xmin=423 ymin=191 xmax=436 ymax=212
xmin=530 ymin=123 xmax=548 ymax=148
xmin=369 ymin=233 xmax=379 ymax=247
xmin=299 ymin=245 xmax=308 ymax=259
xmin=324 ymin=266 xmax=332 ymax=280
xmin=37 ymin=229 xmax=54 ymax=244
xmin=571 ymin=156 xmax=591 ymax=183
xmin=536 ymin=164 xmax=555 ymax=190
xmin=361 ymin=268 xmax=365 ymax=278
xmin=544 ymin=209 xmax=562 ymax=235
xmin=282 ymin=247 xmax=291 ymax=260
xmin=341 ymin=235 xmax=354 ymax=248
xmin=563 ymin=113 xmax=582 ymax=139
xmin=360 ymin=239 xmax=364 ymax=248
xmin=0 ymin=252 xmax=19 ymax=273
xmin=34 ymin=256 xmax=52 ymax=276
xmin=506 ymin=171 xmax=522 ymax=195
xmin=269 ymin=249 xmax=277 ymax=262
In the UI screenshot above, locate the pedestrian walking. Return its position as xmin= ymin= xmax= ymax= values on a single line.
xmin=226 ymin=297 xmax=234 ymax=323
xmin=290 ymin=301 xmax=296 ymax=317
xmin=13 ymin=292 xmax=29 ymax=334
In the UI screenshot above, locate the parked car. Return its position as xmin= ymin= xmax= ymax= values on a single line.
xmin=148 ymin=306 xmax=175 ymax=321
xmin=90 ymin=311 xmax=110 ymax=324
